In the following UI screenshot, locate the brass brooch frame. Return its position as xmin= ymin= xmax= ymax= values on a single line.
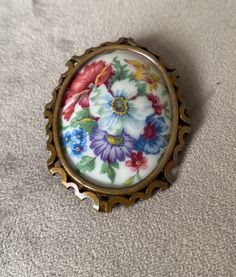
xmin=44 ymin=37 xmax=191 ymax=212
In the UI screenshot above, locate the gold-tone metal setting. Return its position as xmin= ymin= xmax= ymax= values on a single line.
xmin=44 ymin=37 xmax=191 ymax=212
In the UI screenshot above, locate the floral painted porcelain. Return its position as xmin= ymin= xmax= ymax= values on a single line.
xmin=44 ymin=38 xmax=191 ymax=212
xmin=61 ymin=50 xmax=172 ymax=188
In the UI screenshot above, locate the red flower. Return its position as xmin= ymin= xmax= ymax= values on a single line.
xmin=143 ymin=123 xmax=157 ymax=139
xmin=63 ymin=61 xmax=113 ymax=121
xmin=147 ymin=93 xmax=163 ymax=115
xmin=125 ymin=152 xmax=148 ymax=172
xmin=147 ymin=93 xmax=157 ymax=103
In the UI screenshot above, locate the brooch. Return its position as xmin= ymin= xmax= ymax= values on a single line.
xmin=44 ymin=38 xmax=191 ymax=212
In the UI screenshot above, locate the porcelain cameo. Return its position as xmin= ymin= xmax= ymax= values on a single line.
xmin=45 ymin=38 xmax=191 ymax=212
xmin=60 ymin=50 xmax=172 ymax=188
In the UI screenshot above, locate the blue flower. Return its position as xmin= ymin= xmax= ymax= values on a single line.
xmin=72 ymin=128 xmax=87 ymax=145
xmin=135 ymin=114 xmax=169 ymax=155
xmin=62 ymin=127 xmax=87 ymax=157
xmin=71 ymin=142 xmax=87 ymax=157
xmin=62 ymin=131 xmax=72 ymax=146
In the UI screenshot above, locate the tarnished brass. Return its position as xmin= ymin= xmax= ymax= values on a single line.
xmin=44 ymin=37 xmax=191 ymax=212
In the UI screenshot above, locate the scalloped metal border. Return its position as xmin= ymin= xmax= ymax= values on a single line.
xmin=44 ymin=37 xmax=191 ymax=212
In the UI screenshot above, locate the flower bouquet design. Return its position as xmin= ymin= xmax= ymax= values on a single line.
xmin=60 ymin=53 xmax=171 ymax=187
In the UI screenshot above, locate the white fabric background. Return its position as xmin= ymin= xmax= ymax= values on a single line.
xmin=0 ymin=0 xmax=235 ymax=276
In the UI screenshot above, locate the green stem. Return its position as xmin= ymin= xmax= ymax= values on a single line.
xmin=136 ymin=171 xmax=142 ymax=181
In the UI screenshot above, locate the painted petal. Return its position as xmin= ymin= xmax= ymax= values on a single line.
xmin=136 ymin=151 xmax=144 ymax=161
xmin=100 ymin=145 xmax=112 ymax=161
xmin=142 ymin=156 xmax=148 ymax=168
xmin=89 ymin=85 xmax=113 ymax=117
xmin=122 ymin=132 xmax=135 ymax=149
xmin=63 ymin=89 xmax=91 ymax=120
xmin=125 ymin=160 xmax=134 ymax=167
xmin=70 ymin=61 xmax=106 ymax=94
xmin=143 ymin=135 xmax=167 ymax=154
xmin=63 ymin=90 xmax=79 ymax=106
xmin=108 ymin=147 xmax=117 ymax=163
xmin=90 ymin=128 xmax=106 ymax=141
xmin=114 ymin=146 xmax=125 ymax=161
xmin=120 ymin=144 xmax=131 ymax=157
xmin=134 ymin=136 xmax=146 ymax=152
xmin=156 ymin=117 xmax=168 ymax=133
xmin=90 ymin=139 xmax=105 ymax=150
xmin=129 ymin=96 xmax=152 ymax=121
xmin=156 ymin=135 xmax=168 ymax=149
xmin=111 ymin=80 xmax=138 ymax=99
xmin=98 ymin=115 xmax=122 ymax=136
xmin=95 ymin=64 xmax=113 ymax=86
xmin=94 ymin=143 xmax=107 ymax=156
xmin=123 ymin=114 xmax=146 ymax=139
xmin=63 ymin=98 xmax=80 ymax=121
xmin=122 ymin=96 xmax=153 ymax=138
xmin=78 ymin=92 xmax=90 ymax=108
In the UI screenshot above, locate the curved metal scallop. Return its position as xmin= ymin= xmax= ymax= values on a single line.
xmin=44 ymin=37 xmax=191 ymax=212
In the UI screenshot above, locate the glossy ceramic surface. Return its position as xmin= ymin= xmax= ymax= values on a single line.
xmin=60 ymin=50 xmax=172 ymax=188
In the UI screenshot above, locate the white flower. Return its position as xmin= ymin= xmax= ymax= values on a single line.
xmin=89 ymin=80 xmax=152 ymax=139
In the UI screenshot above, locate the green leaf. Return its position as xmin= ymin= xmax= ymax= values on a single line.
xmin=69 ymin=108 xmax=97 ymax=134
xmin=71 ymin=109 xmax=90 ymax=124
xmin=71 ymin=121 xmax=80 ymax=128
xmin=128 ymin=73 xmax=135 ymax=82
xmin=77 ymin=156 xmax=95 ymax=173
xmin=163 ymin=101 xmax=169 ymax=108
xmin=124 ymin=175 xmax=136 ymax=186
xmin=78 ymin=118 xmax=97 ymax=134
xmin=100 ymin=162 xmax=116 ymax=183
xmin=161 ymin=88 xmax=168 ymax=96
xmin=107 ymin=166 xmax=115 ymax=183
xmin=163 ymin=101 xmax=171 ymax=120
xmin=110 ymin=161 xmax=119 ymax=169
xmin=136 ymin=172 xmax=142 ymax=181
xmin=163 ymin=101 xmax=170 ymax=111
xmin=70 ymin=109 xmax=94 ymax=129
xmin=136 ymin=82 xmax=147 ymax=96
xmin=101 ymin=162 xmax=109 ymax=174
xmin=110 ymin=57 xmax=130 ymax=84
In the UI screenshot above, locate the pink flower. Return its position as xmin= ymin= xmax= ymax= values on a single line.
xmin=63 ymin=61 xmax=113 ymax=121
xmin=147 ymin=93 xmax=163 ymax=115
xmin=125 ymin=151 xmax=147 ymax=172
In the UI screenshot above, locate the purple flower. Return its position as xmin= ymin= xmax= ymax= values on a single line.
xmin=90 ymin=128 xmax=135 ymax=163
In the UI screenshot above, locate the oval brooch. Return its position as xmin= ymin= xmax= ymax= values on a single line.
xmin=44 ymin=37 xmax=191 ymax=212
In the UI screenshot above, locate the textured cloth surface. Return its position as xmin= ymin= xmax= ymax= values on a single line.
xmin=0 ymin=1 xmax=236 ymax=276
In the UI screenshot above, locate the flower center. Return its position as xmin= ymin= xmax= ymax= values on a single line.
xmin=143 ymin=124 xmax=157 ymax=139
xmin=107 ymin=134 xmax=123 ymax=145
xmin=76 ymin=146 xmax=81 ymax=152
xmin=112 ymin=97 xmax=128 ymax=116
xmin=135 ymin=161 xmax=141 ymax=166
